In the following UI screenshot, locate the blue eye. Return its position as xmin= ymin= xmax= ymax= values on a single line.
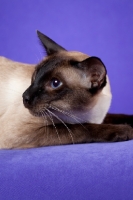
xmin=51 ymin=78 xmax=62 ymax=89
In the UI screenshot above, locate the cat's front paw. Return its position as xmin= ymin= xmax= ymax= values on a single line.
xmin=128 ymin=115 xmax=133 ymax=128
xmin=112 ymin=124 xmax=133 ymax=142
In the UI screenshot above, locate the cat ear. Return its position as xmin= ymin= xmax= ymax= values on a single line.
xmin=78 ymin=56 xmax=107 ymax=91
xmin=37 ymin=30 xmax=66 ymax=56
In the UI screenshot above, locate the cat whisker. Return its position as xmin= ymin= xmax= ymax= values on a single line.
xmin=45 ymin=108 xmax=74 ymax=144
xmin=40 ymin=109 xmax=47 ymax=121
xmin=40 ymin=110 xmax=50 ymax=141
xmin=49 ymin=105 xmax=87 ymax=122
xmin=48 ymin=105 xmax=88 ymax=131
xmin=44 ymin=110 xmax=62 ymax=145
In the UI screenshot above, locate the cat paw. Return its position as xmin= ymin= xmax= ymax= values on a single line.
xmin=113 ymin=124 xmax=133 ymax=142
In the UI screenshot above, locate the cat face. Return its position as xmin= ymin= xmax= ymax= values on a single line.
xmin=23 ymin=31 xmax=107 ymax=123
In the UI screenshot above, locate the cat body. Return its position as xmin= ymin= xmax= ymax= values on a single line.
xmin=0 ymin=31 xmax=133 ymax=149
xmin=0 ymin=57 xmax=36 ymax=147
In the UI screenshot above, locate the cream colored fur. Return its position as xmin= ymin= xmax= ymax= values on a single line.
xmin=0 ymin=57 xmax=48 ymax=148
xmin=0 ymin=53 xmax=112 ymax=148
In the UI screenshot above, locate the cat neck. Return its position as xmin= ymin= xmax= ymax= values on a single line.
xmin=85 ymin=75 xmax=112 ymax=124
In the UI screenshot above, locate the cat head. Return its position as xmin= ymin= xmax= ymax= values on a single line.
xmin=23 ymin=31 xmax=109 ymax=124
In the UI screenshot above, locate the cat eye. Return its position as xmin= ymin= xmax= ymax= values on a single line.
xmin=50 ymin=78 xmax=63 ymax=89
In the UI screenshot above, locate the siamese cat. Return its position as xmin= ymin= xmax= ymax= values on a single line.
xmin=0 ymin=30 xmax=133 ymax=149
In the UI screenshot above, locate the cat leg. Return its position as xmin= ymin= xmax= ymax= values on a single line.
xmin=11 ymin=123 xmax=133 ymax=148
xmin=36 ymin=123 xmax=133 ymax=146
xmin=84 ymin=123 xmax=133 ymax=142
xmin=103 ymin=113 xmax=133 ymax=128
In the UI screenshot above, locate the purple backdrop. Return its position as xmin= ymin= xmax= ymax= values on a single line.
xmin=0 ymin=0 xmax=133 ymax=114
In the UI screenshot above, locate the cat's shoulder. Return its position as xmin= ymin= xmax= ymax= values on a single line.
xmin=0 ymin=56 xmax=22 ymax=66
xmin=0 ymin=56 xmax=12 ymax=63
xmin=0 ymin=56 xmax=35 ymax=69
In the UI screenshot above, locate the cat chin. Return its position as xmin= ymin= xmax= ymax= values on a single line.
xmin=29 ymin=110 xmax=43 ymax=118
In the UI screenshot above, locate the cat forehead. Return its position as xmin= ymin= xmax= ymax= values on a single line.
xmin=35 ymin=51 xmax=89 ymax=73
xmin=55 ymin=66 xmax=88 ymax=87
xmin=32 ymin=51 xmax=90 ymax=85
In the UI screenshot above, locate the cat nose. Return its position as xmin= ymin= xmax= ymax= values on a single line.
xmin=22 ymin=93 xmax=31 ymax=108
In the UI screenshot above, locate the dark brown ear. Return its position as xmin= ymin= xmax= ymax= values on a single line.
xmin=78 ymin=56 xmax=107 ymax=91
xmin=37 ymin=30 xmax=66 ymax=56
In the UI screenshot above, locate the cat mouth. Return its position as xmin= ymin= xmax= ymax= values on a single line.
xmin=29 ymin=109 xmax=46 ymax=118
xmin=28 ymin=106 xmax=63 ymax=120
xmin=27 ymin=104 xmax=49 ymax=118
xmin=29 ymin=110 xmax=42 ymax=117
xmin=29 ymin=107 xmax=55 ymax=119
